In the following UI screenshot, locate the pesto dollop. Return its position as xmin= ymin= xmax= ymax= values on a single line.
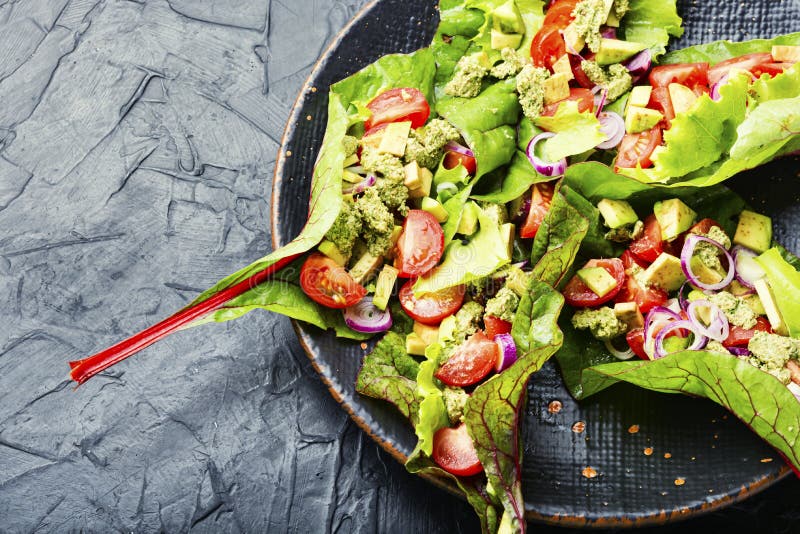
xmin=516 ymin=64 xmax=549 ymax=121
xmin=357 ymin=187 xmax=396 ymax=257
xmin=581 ymin=61 xmax=632 ymax=102
xmin=404 ymin=119 xmax=461 ymax=170
xmin=694 ymin=225 xmax=731 ymax=272
xmin=708 ymin=291 xmax=758 ymax=329
xmin=490 ymin=48 xmax=525 ymax=79
xmin=442 ymin=387 xmax=470 ymax=425
xmin=571 ymin=306 xmax=627 ymax=341
xmin=445 ymin=55 xmax=489 ymax=98
xmin=485 ymin=286 xmax=520 ymax=322
xmin=325 ymin=199 xmax=362 ymax=255
xmin=342 ymin=135 xmax=359 ymax=158
xmin=747 ymin=331 xmax=799 ymax=385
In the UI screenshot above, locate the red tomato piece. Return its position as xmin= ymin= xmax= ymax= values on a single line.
xmin=563 ymin=258 xmax=626 ymax=308
xmin=543 ymin=0 xmax=580 ymax=28
xmin=364 ymin=88 xmax=431 ymax=131
xmin=620 ymin=249 xmax=649 ymax=271
xmin=435 ymin=331 xmax=499 ymax=387
xmin=531 ymin=25 xmax=567 ymax=70
xmin=542 ymin=87 xmax=595 ymax=117
xmin=688 ymin=218 xmax=723 ymax=236
xmin=399 ymin=281 xmax=466 ymax=326
xmin=615 ymin=127 xmax=662 ymax=170
xmin=750 ymin=62 xmax=793 ymax=79
xmin=570 ymin=54 xmax=596 ymax=88
xmin=649 ymin=63 xmax=710 ymax=89
xmin=626 ymin=328 xmax=649 ymax=360
xmin=300 ymin=253 xmax=367 ymax=309
xmin=614 ymin=277 xmax=668 ymax=315
xmin=394 ymin=210 xmax=445 ymax=278
xmin=708 ymin=53 xmax=772 ymax=85
xmin=519 ymin=182 xmax=556 ymax=239
xmin=723 ymin=317 xmax=772 ymax=347
xmin=432 ymin=424 xmax=483 ymax=477
xmin=443 ymin=150 xmax=477 ymax=175
xmin=648 ymin=87 xmax=675 ymax=127
xmin=629 ymin=215 xmax=664 ymax=264
xmin=484 ymin=315 xmax=512 ymax=338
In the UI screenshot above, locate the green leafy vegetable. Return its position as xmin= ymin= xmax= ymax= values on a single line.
xmin=620 ymin=0 xmax=683 ymax=57
xmin=756 ymin=248 xmax=800 ymax=339
xmin=471 ymin=150 xmax=548 ymax=203
xmin=661 ymin=32 xmax=800 ymax=65
xmin=730 ymin=96 xmax=800 ymax=159
xmin=535 ymin=101 xmax=606 ymax=161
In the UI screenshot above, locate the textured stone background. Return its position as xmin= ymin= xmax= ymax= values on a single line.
xmin=0 ymin=0 xmax=798 ymax=533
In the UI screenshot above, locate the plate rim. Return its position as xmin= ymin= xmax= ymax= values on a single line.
xmin=269 ymin=0 xmax=791 ymax=527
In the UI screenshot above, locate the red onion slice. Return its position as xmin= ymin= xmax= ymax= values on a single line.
xmin=344 ymin=297 xmax=392 ymax=333
xmin=604 ymin=339 xmax=635 ymax=360
xmin=526 ymin=133 xmax=567 ymax=177
xmin=680 ymin=234 xmax=735 ymax=291
xmin=685 ymin=299 xmax=730 ymax=342
xmin=788 ymin=382 xmax=800 ymax=403
xmin=600 ymin=27 xmax=617 ymax=39
xmin=728 ymin=347 xmax=752 ymax=357
xmin=494 ymin=333 xmax=518 ymax=372
xmin=732 ymin=245 xmax=767 ymax=290
xmin=593 ymin=88 xmax=608 ymax=116
xmin=654 ymin=320 xmax=708 ymax=359
xmin=596 ymin=112 xmax=625 ymax=149
xmin=624 ymin=49 xmax=652 ymax=83
xmin=643 ymin=307 xmax=683 ymax=359
xmin=342 ymin=174 xmax=377 ymax=195
xmin=445 ymin=141 xmax=475 ymax=158
xmin=709 ymin=73 xmax=728 ymax=101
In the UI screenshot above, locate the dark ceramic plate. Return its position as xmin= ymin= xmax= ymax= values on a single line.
xmin=272 ymin=0 xmax=800 ymax=527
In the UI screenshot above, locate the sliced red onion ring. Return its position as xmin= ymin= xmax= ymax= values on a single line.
xmin=654 ymin=320 xmax=708 ymax=359
xmin=593 ymin=87 xmax=608 ymax=116
xmin=680 ymin=234 xmax=735 ymax=291
xmin=526 ymin=133 xmax=567 ymax=177
xmin=710 ymin=74 xmax=728 ymax=101
xmin=342 ymin=174 xmax=377 ymax=195
xmin=624 ymin=49 xmax=652 ymax=83
xmin=604 ymin=338 xmax=635 ymax=360
xmin=600 ymin=26 xmax=617 ymax=39
xmin=788 ymin=382 xmax=800 ymax=403
xmin=677 ymin=281 xmax=693 ymax=312
xmin=494 ymin=333 xmax=518 ymax=372
xmin=732 ymin=245 xmax=767 ymax=290
xmin=685 ymin=299 xmax=730 ymax=342
xmin=596 ymin=112 xmax=624 ymax=149
xmin=445 ymin=141 xmax=475 ymax=158
xmin=665 ymin=298 xmax=682 ymax=314
xmin=644 ymin=307 xmax=683 ymax=358
xmin=344 ymin=297 xmax=392 ymax=333
xmin=728 ymin=347 xmax=752 ymax=357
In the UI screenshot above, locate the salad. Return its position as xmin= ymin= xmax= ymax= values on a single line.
xmin=66 ymin=1 xmax=800 ymax=533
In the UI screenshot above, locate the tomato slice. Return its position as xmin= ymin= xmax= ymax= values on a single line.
xmin=570 ymin=54 xmax=596 ymax=88
xmin=649 ymin=63 xmax=710 ymax=89
xmin=543 ymin=0 xmax=580 ymax=28
xmin=300 ymin=253 xmax=367 ymax=309
xmin=648 ymin=87 xmax=675 ymax=127
xmin=542 ymin=87 xmax=595 ymax=117
xmin=394 ymin=210 xmax=445 ymax=278
xmin=364 ymin=88 xmax=431 ymax=131
xmin=688 ymin=218 xmax=722 ymax=236
xmin=519 ymin=182 xmax=555 ymax=239
xmin=620 ymin=249 xmax=649 ymax=271
xmin=614 ymin=277 xmax=668 ymax=315
xmin=399 ymin=281 xmax=466 ymax=326
xmin=435 ymin=331 xmax=499 ymax=387
xmin=443 ymin=150 xmax=477 ymax=175
xmin=750 ymin=62 xmax=793 ymax=79
xmin=484 ymin=315 xmax=512 ymax=338
xmin=615 ymin=127 xmax=662 ymax=170
xmin=708 ymin=53 xmax=772 ymax=85
xmin=432 ymin=424 xmax=483 ymax=477
xmin=626 ymin=328 xmax=649 ymax=360
xmin=531 ymin=25 xmax=567 ymax=70
xmin=563 ymin=258 xmax=626 ymax=308
xmin=723 ymin=317 xmax=772 ymax=347
xmin=629 ymin=215 xmax=664 ymax=264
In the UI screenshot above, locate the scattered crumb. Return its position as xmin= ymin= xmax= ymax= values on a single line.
xmin=286 ymin=150 xmax=293 ymax=157
xmin=660 ymin=491 xmax=668 ymax=496
xmin=360 ymin=342 xmax=368 ymax=350
xmin=675 ymin=478 xmax=686 ymax=486
xmin=572 ymin=421 xmax=586 ymax=433
xmin=548 ymin=400 xmax=562 ymax=414
xmin=713 ymin=434 xmax=719 ymax=439
xmin=582 ymin=467 xmax=598 ymax=479
xmin=311 ymin=87 xmax=318 ymax=92
xmin=628 ymin=424 xmax=640 ymax=434
xmin=664 ymin=453 xmax=672 ymax=459
xmin=691 ymin=456 xmax=696 ymax=461
xmin=306 ymin=115 xmax=313 ymax=121
xmin=643 ymin=447 xmax=654 ymax=456
xmin=761 ymin=458 xmax=773 ymax=463
xmin=709 ymin=489 xmax=715 ymax=493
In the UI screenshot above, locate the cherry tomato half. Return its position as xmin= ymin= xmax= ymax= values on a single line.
xmin=614 ymin=277 xmax=668 ymax=315
xmin=364 ymin=87 xmax=431 ymax=131
xmin=542 ymin=87 xmax=595 ymax=117
xmin=531 ymin=25 xmax=567 ymax=70
xmin=563 ymin=258 xmax=626 ymax=308
xmin=649 ymin=62 xmax=709 ymax=89
xmin=300 ymin=253 xmax=367 ymax=309
xmin=432 ymin=424 xmax=483 ymax=477
xmin=648 ymin=87 xmax=675 ymax=128
xmin=615 ymin=127 xmax=662 ymax=170
xmin=519 ymin=182 xmax=556 ymax=239
xmin=626 ymin=328 xmax=649 ymax=360
xmin=399 ymin=281 xmax=466 ymax=326
xmin=435 ymin=331 xmax=499 ymax=387
xmin=484 ymin=315 xmax=513 ymax=338
xmin=543 ymin=0 xmax=580 ymax=28
xmin=629 ymin=215 xmax=664 ymax=264
xmin=443 ymin=150 xmax=477 ymax=175
xmin=723 ymin=316 xmax=772 ymax=347
xmin=620 ymin=249 xmax=650 ymax=271
xmin=394 ymin=210 xmax=445 ymax=278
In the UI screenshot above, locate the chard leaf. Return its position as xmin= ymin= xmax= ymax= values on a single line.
xmin=464 ymin=281 xmax=564 ymax=532
xmin=471 ymin=150 xmax=549 ymax=203
xmin=730 ymin=96 xmax=800 ymax=160
xmin=621 ymin=0 xmax=683 ymax=57
xmin=534 ymin=101 xmax=606 ymax=161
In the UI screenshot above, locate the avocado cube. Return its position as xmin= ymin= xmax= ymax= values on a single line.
xmin=605 ymin=10 xmax=621 ymax=27
xmin=458 ymin=201 xmax=480 ymax=236
xmin=614 ymin=301 xmax=644 ymax=330
xmin=413 ymin=321 xmax=439 ymax=346
xmin=405 ymin=333 xmax=428 ymax=356
xmin=733 ymin=210 xmax=772 ymax=253
xmin=641 ymin=253 xmax=686 ymax=291
xmin=577 ymin=267 xmax=619 ymax=298
xmin=403 ymin=161 xmax=424 ymax=190
xmin=491 ymin=29 xmax=523 ymax=51
xmin=562 ymin=24 xmax=585 ymax=56
xmin=743 ymin=293 xmax=767 ymax=316
xmin=378 ymin=121 xmax=411 ymax=156
xmin=668 ymin=83 xmax=698 ymax=115
xmin=598 ymin=198 xmax=638 ymax=229
xmin=406 ymin=164 xmax=433 ymax=199
xmin=343 ymin=168 xmax=364 ymax=184
xmin=772 ymin=45 xmax=800 ymax=63
xmin=753 ymin=278 xmax=788 ymax=336
xmin=349 ymin=251 xmax=384 ymax=285
xmin=384 ymin=225 xmax=403 ymax=260
xmin=596 ymin=39 xmax=647 ymax=66
xmin=653 ymin=198 xmax=697 ymax=242
xmin=372 ymin=265 xmax=399 ymax=310
xmin=629 ymin=86 xmax=653 ymax=108
xmin=318 ymin=240 xmax=350 ymax=266
xmin=343 ymin=153 xmax=359 ymax=168
xmin=552 ymin=54 xmax=574 ymax=80
xmin=361 ymin=130 xmax=384 ymax=150
xmin=689 ymin=256 xmax=724 ymax=287
xmin=625 ymin=105 xmax=663 ymax=134
xmin=438 ymin=315 xmax=458 ymax=342
xmin=505 ymin=266 xmax=532 ymax=298
xmin=543 ymin=73 xmax=571 ymax=105
xmin=492 ymin=0 xmax=524 ymax=34
xmin=421 ymin=197 xmax=449 ymax=223
xmin=500 ymin=223 xmax=515 ymax=260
